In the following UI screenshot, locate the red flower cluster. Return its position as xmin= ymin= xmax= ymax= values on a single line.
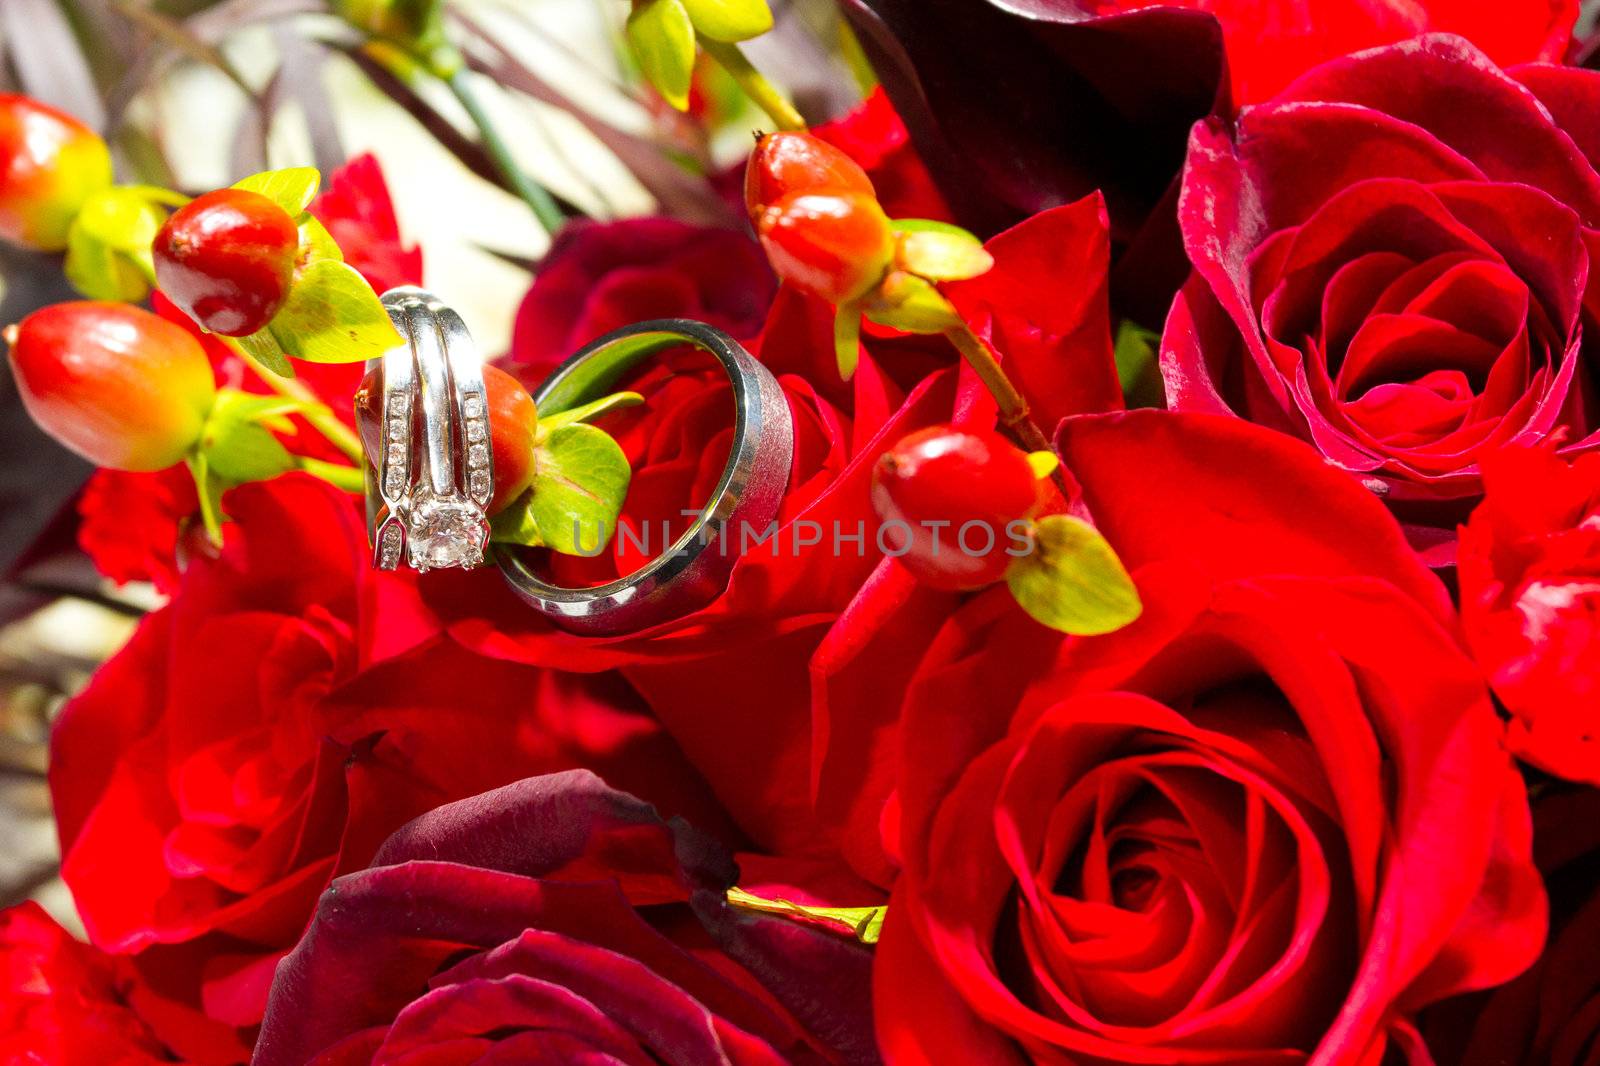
xmin=11 ymin=12 xmax=1600 ymax=1066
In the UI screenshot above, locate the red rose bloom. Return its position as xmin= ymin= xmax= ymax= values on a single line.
xmin=1164 ymin=35 xmax=1600 ymax=562
xmin=254 ymin=771 xmax=875 ymax=1064
xmin=1423 ymin=787 xmax=1600 ymax=1066
xmin=507 ymin=218 xmax=776 ymax=380
xmin=52 ymin=476 xmax=724 ymax=1060
xmin=77 ymin=464 xmax=200 ymax=593
xmin=872 ymin=412 xmax=1544 ymax=1064
xmin=1458 ymin=447 xmax=1600 ymax=784
xmin=0 ymin=902 xmax=181 ymax=1064
xmin=1095 ymin=0 xmax=1574 ymax=104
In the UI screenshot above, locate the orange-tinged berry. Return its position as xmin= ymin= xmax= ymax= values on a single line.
xmin=0 ymin=94 xmax=113 ymax=252
xmin=745 ymin=131 xmax=875 ymax=221
xmin=757 ymin=191 xmax=895 ymax=305
xmin=7 ymin=302 xmax=215 ymax=471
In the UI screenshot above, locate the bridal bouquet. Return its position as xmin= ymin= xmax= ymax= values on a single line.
xmin=4 ymin=0 xmax=1599 ymax=1063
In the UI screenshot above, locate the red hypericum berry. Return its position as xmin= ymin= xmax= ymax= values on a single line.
xmin=6 ymin=301 xmax=215 ymax=471
xmin=356 ymin=363 xmax=537 ymax=516
xmin=745 ymin=131 xmax=875 ymax=222
xmin=153 ymin=188 xmax=300 ymax=337
xmin=757 ymin=192 xmax=894 ymax=305
xmin=0 ymin=94 xmax=113 ymax=252
xmin=871 ymin=425 xmax=1043 ymax=591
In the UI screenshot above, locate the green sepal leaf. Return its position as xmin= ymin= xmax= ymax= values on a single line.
xmin=891 ymin=218 xmax=980 ymax=238
xmin=1114 ymin=319 xmax=1165 ymax=409
xmin=267 ymin=259 xmax=406 ymax=363
xmin=196 ymin=388 xmax=300 ymax=485
xmin=228 ymin=330 xmax=295 ymax=379
xmin=861 ymin=271 xmax=962 ymax=334
xmin=833 ymin=304 xmax=862 ymax=380
xmin=536 ymin=390 xmax=644 ymax=435
xmin=184 ymin=452 xmax=225 ymax=547
xmin=896 ymin=229 xmax=993 ymax=282
xmin=726 ymin=886 xmax=886 ymax=945
xmin=492 ymin=423 xmax=631 ymax=556
xmin=1026 ymin=451 xmax=1059 ymax=481
xmin=1006 ymin=514 xmax=1141 ymax=636
xmin=232 ymin=167 xmax=321 ymax=217
xmin=297 ymin=215 xmax=344 ymax=268
xmin=62 ymin=187 xmax=165 ymax=302
xmin=628 ymin=0 xmax=697 ymax=111
xmin=680 ymin=0 xmax=772 ymax=42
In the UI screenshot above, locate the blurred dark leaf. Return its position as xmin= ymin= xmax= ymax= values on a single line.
xmin=0 ymin=246 xmax=92 ymax=581
xmin=0 ymin=0 xmax=107 ymax=129
xmin=273 ymin=24 xmax=347 ymax=173
xmin=454 ymin=10 xmax=738 ymax=226
xmin=837 ymin=0 xmax=1224 ymax=324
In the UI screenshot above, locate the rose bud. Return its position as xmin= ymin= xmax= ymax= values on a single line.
xmin=356 ymin=363 xmax=536 ymax=514
xmin=153 ymin=188 xmax=300 ymax=336
xmin=871 ymin=424 xmax=1043 ymax=590
xmin=744 ymin=130 xmax=875 ymax=221
xmin=6 ymin=301 xmax=215 ymax=471
xmin=0 ymin=94 xmax=113 ymax=252
xmin=757 ymin=191 xmax=895 ymax=305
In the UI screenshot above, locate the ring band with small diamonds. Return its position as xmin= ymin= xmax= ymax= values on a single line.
xmin=364 ymin=287 xmax=494 ymax=572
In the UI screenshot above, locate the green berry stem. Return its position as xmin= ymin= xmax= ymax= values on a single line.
xmin=296 ymin=456 xmax=366 ymax=494
xmin=941 ymin=319 xmax=1068 ymax=492
xmin=185 ymin=453 xmax=224 ymax=546
xmin=700 ymin=39 xmax=805 ymax=132
xmin=219 ymin=337 xmax=366 ymax=465
xmin=444 ymin=66 xmax=566 ymax=236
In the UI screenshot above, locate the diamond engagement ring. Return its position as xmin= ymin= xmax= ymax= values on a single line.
xmin=362 ymin=287 xmax=494 ymax=572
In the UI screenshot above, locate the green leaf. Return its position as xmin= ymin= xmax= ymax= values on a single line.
xmin=536 ymin=390 xmax=644 ymax=435
xmin=233 ymin=167 xmax=321 ymax=217
xmin=62 ymin=187 xmax=164 ymax=302
xmin=1026 ymin=451 xmax=1059 ymax=480
xmin=896 ymin=229 xmax=993 ymax=282
xmin=297 ymin=215 xmax=344 ymax=268
xmin=267 ymin=260 xmax=406 ymax=363
xmin=228 ymin=330 xmax=294 ymax=379
xmin=627 ymin=0 xmax=696 ymax=111
xmin=197 ymin=388 xmax=299 ymax=484
xmin=861 ymin=271 xmax=962 ymax=334
xmin=1007 ymin=514 xmax=1141 ymax=636
xmin=493 ymin=423 xmax=631 ymax=556
xmin=1114 ymin=319 xmax=1166 ymax=409
xmin=833 ymin=304 xmax=861 ymax=380
xmin=726 ymin=886 xmax=886 ymax=945
xmin=891 ymin=217 xmax=980 ymax=238
xmin=679 ymin=0 xmax=772 ymax=41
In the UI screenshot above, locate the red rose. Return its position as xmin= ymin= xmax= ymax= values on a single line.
xmin=1423 ymin=787 xmax=1600 ymax=1066
xmin=506 ymin=218 xmax=776 ymax=380
xmin=869 ymin=411 xmax=1544 ymax=1063
xmin=51 ymin=475 xmax=724 ymax=1059
xmin=1164 ymin=35 xmax=1600 ymax=562
xmin=77 ymin=464 xmax=200 ymax=593
xmin=307 ymin=152 xmax=423 ymax=296
xmin=1105 ymin=0 xmax=1573 ymax=104
xmin=1458 ymin=447 xmax=1600 ymax=784
xmin=254 ymin=770 xmax=875 ymax=1064
xmin=0 ymin=902 xmax=181 ymax=1063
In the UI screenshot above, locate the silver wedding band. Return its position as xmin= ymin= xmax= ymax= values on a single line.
xmin=362 ymin=294 xmax=794 ymax=634
xmin=499 ymin=319 xmax=793 ymax=634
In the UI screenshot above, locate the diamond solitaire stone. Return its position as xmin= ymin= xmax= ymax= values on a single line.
xmin=406 ymin=496 xmax=486 ymax=570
